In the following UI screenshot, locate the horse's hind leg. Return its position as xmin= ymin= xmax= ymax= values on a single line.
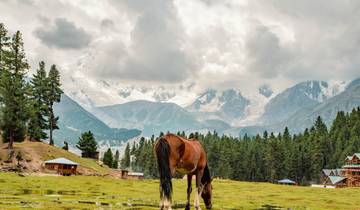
xmin=185 ymin=174 xmax=192 ymax=210
xmin=160 ymin=186 xmax=172 ymax=210
xmin=194 ymin=171 xmax=204 ymax=210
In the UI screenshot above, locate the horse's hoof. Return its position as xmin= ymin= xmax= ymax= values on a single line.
xmin=195 ymin=207 xmax=202 ymax=210
xmin=185 ymin=204 xmax=190 ymax=210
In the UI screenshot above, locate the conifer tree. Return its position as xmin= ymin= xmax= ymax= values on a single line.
xmin=62 ymin=141 xmax=69 ymax=151
xmin=113 ymin=150 xmax=120 ymax=169
xmin=103 ymin=148 xmax=113 ymax=168
xmin=0 ymin=31 xmax=29 ymax=150
xmin=121 ymin=143 xmax=131 ymax=168
xmin=0 ymin=23 xmax=10 ymax=73
xmin=46 ymin=64 xmax=63 ymax=145
xmin=76 ymin=131 xmax=98 ymax=158
xmin=28 ymin=61 xmax=48 ymax=141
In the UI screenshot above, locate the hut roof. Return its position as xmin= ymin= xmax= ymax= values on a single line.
xmin=322 ymin=169 xmax=333 ymax=176
xmin=345 ymin=153 xmax=360 ymax=161
xmin=327 ymin=176 xmax=346 ymax=185
xmin=354 ymin=153 xmax=360 ymax=158
xmin=278 ymin=179 xmax=296 ymax=184
xmin=44 ymin=158 xmax=79 ymax=165
xmin=128 ymin=172 xmax=144 ymax=176
xmin=343 ymin=164 xmax=360 ymax=168
xmin=323 ymin=169 xmax=342 ymax=176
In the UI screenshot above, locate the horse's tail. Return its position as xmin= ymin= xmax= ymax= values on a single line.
xmin=202 ymin=162 xmax=211 ymax=184
xmin=155 ymin=137 xmax=172 ymax=202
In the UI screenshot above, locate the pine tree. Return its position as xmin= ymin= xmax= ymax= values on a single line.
xmin=282 ymin=127 xmax=292 ymax=177
xmin=62 ymin=141 xmax=69 ymax=151
xmin=0 ymin=23 xmax=11 ymax=74
xmin=103 ymin=148 xmax=113 ymax=168
xmin=121 ymin=143 xmax=131 ymax=168
xmin=28 ymin=61 xmax=48 ymax=141
xmin=76 ymin=131 xmax=98 ymax=158
xmin=46 ymin=64 xmax=63 ymax=145
xmin=0 ymin=31 xmax=29 ymax=150
xmin=113 ymin=150 xmax=120 ymax=169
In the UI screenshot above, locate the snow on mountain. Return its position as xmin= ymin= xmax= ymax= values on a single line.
xmin=65 ymin=71 xmax=198 ymax=114
xmin=64 ymin=69 xmax=351 ymax=132
xmin=260 ymin=80 xmax=346 ymax=125
xmin=186 ymin=88 xmax=272 ymax=126
xmin=237 ymin=79 xmax=360 ymax=137
xmin=237 ymin=90 xmax=273 ymax=126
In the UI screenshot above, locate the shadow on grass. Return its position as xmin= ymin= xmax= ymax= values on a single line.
xmin=254 ymin=204 xmax=283 ymax=210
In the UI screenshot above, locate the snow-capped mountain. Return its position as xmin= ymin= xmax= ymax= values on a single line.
xmin=186 ymin=88 xmax=272 ymax=126
xmin=260 ymin=80 xmax=347 ymax=125
xmin=60 ymin=72 xmax=360 ymax=140
xmin=65 ymin=70 xmax=198 ymax=113
xmin=237 ymin=79 xmax=360 ymax=136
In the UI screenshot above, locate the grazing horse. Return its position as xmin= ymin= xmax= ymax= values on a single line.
xmin=155 ymin=133 xmax=213 ymax=210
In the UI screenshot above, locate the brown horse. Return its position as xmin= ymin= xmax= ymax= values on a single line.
xmin=155 ymin=133 xmax=213 ymax=210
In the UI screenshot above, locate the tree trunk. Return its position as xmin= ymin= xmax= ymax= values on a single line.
xmin=49 ymin=121 xmax=53 ymax=145
xmin=49 ymin=108 xmax=54 ymax=146
xmin=8 ymin=129 xmax=14 ymax=150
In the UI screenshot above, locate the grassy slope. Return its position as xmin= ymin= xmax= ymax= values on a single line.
xmin=0 ymin=141 xmax=110 ymax=174
xmin=0 ymin=173 xmax=359 ymax=210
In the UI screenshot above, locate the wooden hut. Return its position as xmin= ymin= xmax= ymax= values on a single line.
xmin=342 ymin=153 xmax=360 ymax=187
xmin=44 ymin=158 xmax=79 ymax=176
xmin=322 ymin=153 xmax=360 ymax=187
xmin=118 ymin=169 xmax=129 ymax=179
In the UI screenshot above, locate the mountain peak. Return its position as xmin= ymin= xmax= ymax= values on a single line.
xmin=187 ymin=89 xmax=250 ymax=123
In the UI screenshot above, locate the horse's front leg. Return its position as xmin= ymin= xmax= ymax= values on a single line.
xmin=185 ymin=174 xmax=192 ymax=210
xmin=194 ymin=171 xmax=204 ymax=210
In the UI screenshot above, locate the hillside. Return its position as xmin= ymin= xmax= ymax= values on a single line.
xmin=54 ymin=94 xmax=141 ymax=145
xmin=96 ymin=100 xmax=203 ymax=136
xmin=0 ymin=141 xmax=110 ymax=175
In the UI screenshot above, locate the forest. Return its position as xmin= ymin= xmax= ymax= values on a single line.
xmin=125 ymin=107 xmax=360 ymax=185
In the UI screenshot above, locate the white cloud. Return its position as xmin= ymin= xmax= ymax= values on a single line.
xmin=0 ymin=0 xmax=359 ymax=100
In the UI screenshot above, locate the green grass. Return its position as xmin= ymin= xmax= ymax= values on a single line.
xmin=0 ymin=173 xmax=359 ymax=209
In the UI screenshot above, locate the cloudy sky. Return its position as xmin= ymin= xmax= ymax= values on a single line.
xmin=1 ymin=0 xmax=360 ymax=98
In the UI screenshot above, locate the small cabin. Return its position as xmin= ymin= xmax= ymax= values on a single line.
xmin=116 ymin=169 xmax=129 ymax=179
xmin=44 ymin=158 xmax=79 ymax=176
xmin=322 ymin=153 xmax=360 ymax=187
xmin=128 ymin=172 xmax=144 ymax=180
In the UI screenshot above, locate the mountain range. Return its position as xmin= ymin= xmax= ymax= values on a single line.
xmin=54 ymin=78 xmax=360 ymax=147
xmin=53 ymin=94 xmax=141 ymax=146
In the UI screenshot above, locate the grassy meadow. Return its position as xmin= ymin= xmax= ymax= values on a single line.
xmin=0 ymin=173 xmax=359 ymax=210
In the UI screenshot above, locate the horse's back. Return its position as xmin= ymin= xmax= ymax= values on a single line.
xmin=160 ymin=134 xmax=207 ymax=174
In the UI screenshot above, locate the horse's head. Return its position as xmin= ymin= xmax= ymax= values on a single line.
xmin=201 ymin=178 xmax=213 ymax=209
